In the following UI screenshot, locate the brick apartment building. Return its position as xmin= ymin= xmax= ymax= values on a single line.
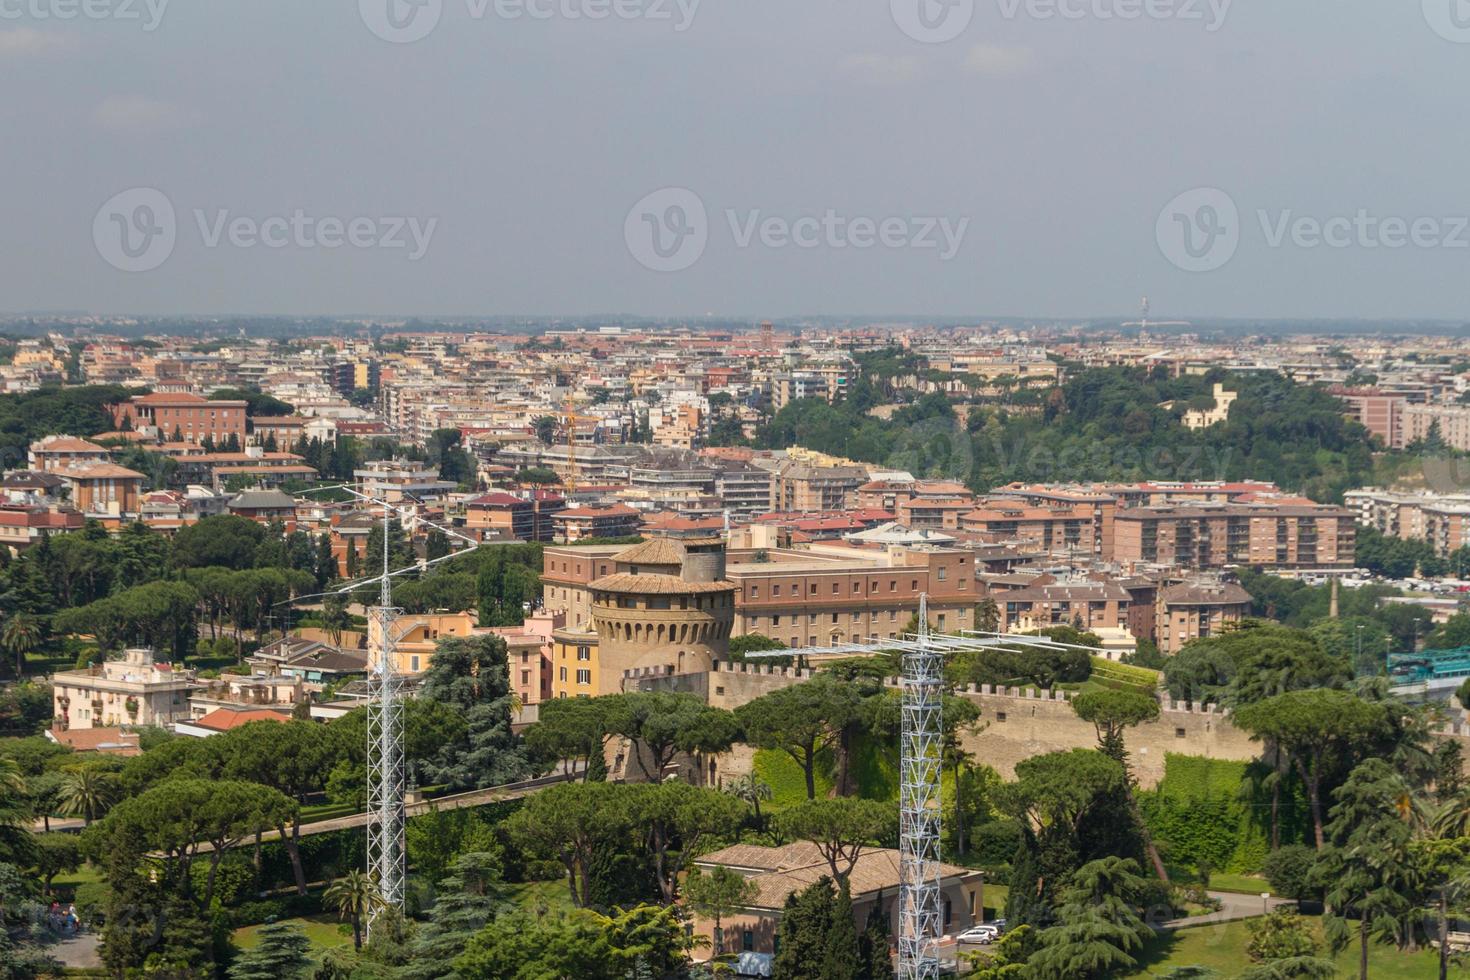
xmin=1111 ymin=503 xmax=1355 ymax=570
xmin=113 ymin=392 xmax=248 ymax=446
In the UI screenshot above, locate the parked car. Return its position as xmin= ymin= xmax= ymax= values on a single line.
xmin=956 ymin=924 xmax=1000 ymax=944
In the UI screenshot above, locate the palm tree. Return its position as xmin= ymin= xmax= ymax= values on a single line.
xmin=325 ymin=869 xmax=385 ymax=950
xmin=57 ymin=767 xmax=118 ymax=826
xmin=1 ymin=613 xmax=42 ymax=678
xmin=724 ymin=773 xmax=772 ymax=827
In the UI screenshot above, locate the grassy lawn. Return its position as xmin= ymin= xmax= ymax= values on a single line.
xmin=233 ymin=914 xmax=352 ymax=953
xmin=300 ymin=801 xmax=358 ymax=823
xmin=1208 ymin=873 xmax=1273 ymax=896
xmin=1127 ymin=917 xmax=1444 ymax=978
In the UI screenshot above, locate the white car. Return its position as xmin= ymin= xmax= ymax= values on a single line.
xmin=956 ymin=924 xmax=1000 ymax=944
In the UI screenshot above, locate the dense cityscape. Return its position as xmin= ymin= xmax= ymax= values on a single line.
xmin=7 ymin=0 xmax=1470 ymax=977
xmin=0 ymin=318 xmax=1466 ymax=979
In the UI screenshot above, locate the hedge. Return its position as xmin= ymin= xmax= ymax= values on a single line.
xmin=1139 ymin=753 xmax=1311 ymax=875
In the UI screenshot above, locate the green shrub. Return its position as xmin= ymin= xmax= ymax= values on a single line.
xmin=970 ymin=819 xmax=1022 ymax=867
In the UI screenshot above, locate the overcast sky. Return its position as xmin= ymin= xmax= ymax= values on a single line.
xmin=2 ymin=1 xmax=1468 ymax=321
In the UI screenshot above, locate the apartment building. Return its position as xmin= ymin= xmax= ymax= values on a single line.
xmin=997 ymin=579 xmax=1131 ymax=633
xmin=113 ymin=392 xmax=248 ymax=446
xmin=554 ymin=504 xmax=641 ymax=542
xmin=1404 ymin=403 xmax=1470 ymax=452
xmin=52 ymin=648 xmax=198 ymax=731
xmin=1346 ymin=487 xmax=1470 ymax=557
xmin=1155 ymin=580 xmax=1253 ymax=654
xmin=28 ymin=435 xmax=111 ymax=473
xmin=774 ymin=461 xmax=867 ymax=512
xmin=960 ymin=500 xmax=1113 ymax=557
xmin=1111 ymin=503 xmax=1356 ymax=570
xmin=463 ymin=491 xmax=565 ymax=542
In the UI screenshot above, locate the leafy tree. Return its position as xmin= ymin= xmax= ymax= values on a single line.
xmin=1234 ymin=690 xmax=1387 ymax=848
xmin=415 ymin=634 xmax=535 ymax=790
xmin=776 ymin=798 xmax=894 ymax=885
xmin=1025 ymin=857 xmax=1153 ymax=980
xmin=728 ymin=632 xmax=790 ymax=664
xmin=400 ymin=851 xmax=506 ymax=980
xmin=724 ymin=771 xmax=774 ymax=826
xmin=218 ymin=720 xmax=342 ymax=894
xmin=57 ymin=764 xmax=119 ymax=825
xmin=1315 ymin=759 xmax=1420 ymax=980
xmin=609 ymin=691 xmax=739 ymax=781
xmin=736 ymin=674 xmax=864 ymax=799
xmin=171 ymin=514 xmax=268 ymax=570
xmin=524 ymin=695 xmax=615 ymax=781
xmin=324 ymin=869 xmax=384 ymax=951
xmin=1162 ymin=622 xmax=1349 ymax=708
xmin=1071 ymin=689 xmax=1167 ymax=881
xmin=1246 ymin=908 xmax=1323 ymax=963
xmin=683 ymin=865 xmax=758 ymax=955
xmin=506 ymin=781 xmax=634 ymax=907
xmin=0 ymin=615 xmax=41 ymax=678
xmin=1261 ymin=844 xmax=1321 ymax=904
xmin=31 ymin=831 xmax=79 ymax=897
xmin=772 ymin=875 xmax=844 ymax=980
xmin=627 ymin=780 xmax=745 ymax=903
xmin=1001 ymin=749 xmax=1133 ymax=924
xmin=228 ymin=922 xmax=313 ymax=980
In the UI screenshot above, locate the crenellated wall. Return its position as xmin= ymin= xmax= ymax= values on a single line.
xmin=619 ymin=665 xmax=1470 ymax=789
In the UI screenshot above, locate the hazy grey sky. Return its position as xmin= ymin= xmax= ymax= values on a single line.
xmin=3 ymin=1 xmax=1468 ymax=320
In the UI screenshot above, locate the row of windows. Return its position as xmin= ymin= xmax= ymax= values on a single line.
xmin=746 ymin=571 xmax=960 ymax=599
xmin=557 ymin=666 xmax=592 ymax=684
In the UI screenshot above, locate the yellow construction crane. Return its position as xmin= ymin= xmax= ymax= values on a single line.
xmin=563 ymin=396 xmax=581 ymax=493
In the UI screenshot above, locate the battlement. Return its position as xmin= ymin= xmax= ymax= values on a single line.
xmin=622 ymin=665 xmax=675 ymax=680
xmin=711 ymin=659 xmax=814 ymax=680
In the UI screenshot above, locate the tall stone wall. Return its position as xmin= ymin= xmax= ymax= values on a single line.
xmin=619 ymin=665 xmax=1470 ymax=789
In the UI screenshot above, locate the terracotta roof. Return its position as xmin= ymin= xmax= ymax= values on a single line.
xmin=697 ymin=844 xmax=975 ymax=909
xmin=194 ymin=708 xmax=293 ymax=731
xmin=558 ymin=504 xmax=640 ymax=519
xmin=613 ymin=537 xmax=687 ymax=566
xmin=590 ymin=572 xmax=734 ymax=595
xmin=47 ymin=726 xmax=141 ymax=755
xmin=31 ymin=436 xmax=108 ymax=452
xmin=1158 ymin=581 xmax=1252 ymax=606
xmin=57 ymin=463 xmax=147 ymax=479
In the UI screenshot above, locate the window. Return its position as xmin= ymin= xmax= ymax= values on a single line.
xmin=559 ymin=666 xmax=567 ymax=681
xmin=831 ymin=613 xmax=839 ymax=624
xmin=1175 ymin=728 xmax=1187 ymax=739
xmin=750 ymin=586 xmax=759 ymax=598
xmin=809 ymin=583 xmax=817 ymax=595
xmin=576 ymin=669 xmax=591 ymax=685
xmin=520 ymin=670 xmax=530 ymax=684
xmin=772 ymin=614 xmax=781 ymax=626
xmin=773 ymin=585 xmax=781 ymax=596
xmin=577 ymin=646 xmax=590 ymax=661
xmin=409 ymin=655 xmax=420 ymax=671
xmin=937 ymin=614 xmax=946 ymax=630
xmin=937 ymin=567 xmax=947 ymax=582
xmin=889 ymin=580 xmax=896 ymax=592
xmin=996 ymin=711 xmax=1007 ymax=722
xmin=743 ymin=931 xmax=754 ymax=952
xmin=832 ymin=583 xmax=840 ymax=594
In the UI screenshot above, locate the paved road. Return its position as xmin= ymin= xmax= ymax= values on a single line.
xmin=48 ymin=932 xmax=101 ymax=970
xmin=1163 ymin=890 xmax=1291 ymax=930
xmin=192 ymin=765 xmax=585 ymax=852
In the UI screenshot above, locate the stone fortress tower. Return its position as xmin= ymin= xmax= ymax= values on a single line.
xmin=590 ymin=535 xmax=735 ymax=686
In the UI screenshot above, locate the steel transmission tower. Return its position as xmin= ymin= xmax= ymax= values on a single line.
xmin=365 ymin=501 xmax=405 ymax=936
xmin=746 ymin=605 xmax=1101 ymax=976
xmin=897 ymin=596 xmax=942 ymax=979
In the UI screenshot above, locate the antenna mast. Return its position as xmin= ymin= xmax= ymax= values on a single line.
xmin=898 ymin=594 xmax=942 ymax=979
xmin=365 ymin=500 xmax=405 ymax=936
